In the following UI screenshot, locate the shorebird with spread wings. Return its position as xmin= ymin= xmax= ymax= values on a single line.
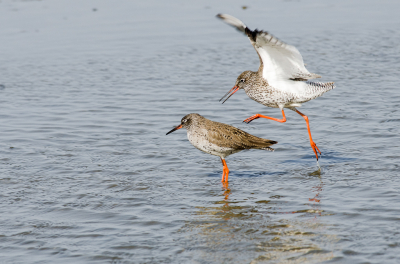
xmin=218 ymin=14 xmax=335 ymax=162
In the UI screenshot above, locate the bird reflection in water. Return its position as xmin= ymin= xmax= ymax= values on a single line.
xmin=307 ymin=168 xmax=324 ymax=219
xmin=222 ymin=181 xmax=230 ymax=201
xmin=180 ymin=174 xmax=336 ymax=263
xmin=219 ymin=182 xmax=235 ymax=221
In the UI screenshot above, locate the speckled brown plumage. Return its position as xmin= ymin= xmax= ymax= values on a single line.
xmin=166 ymin=113 xmax=277 ymax=183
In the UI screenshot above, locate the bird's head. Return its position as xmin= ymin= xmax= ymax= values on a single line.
xmin=220 ymin=71 xmax=254 ymax=104
xmin=166 ymin=113 xmax=201 ymax=135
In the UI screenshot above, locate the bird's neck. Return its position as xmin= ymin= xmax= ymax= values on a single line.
xmin=244 ymin=72 xmax=267 ymax=92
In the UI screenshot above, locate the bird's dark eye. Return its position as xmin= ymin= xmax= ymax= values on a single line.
xmin=240 ymin=79 xmax=245 ymax=83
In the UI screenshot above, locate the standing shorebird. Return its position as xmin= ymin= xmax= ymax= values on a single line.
xmin=217 ymin=14 xmax=335 ymax=161
xmin=166 ymin=113 xmax=277 ymax=183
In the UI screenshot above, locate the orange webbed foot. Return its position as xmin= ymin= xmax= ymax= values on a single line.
xmin=310 ymin=141 xmax=321 ymax=160
xmin=244 ymin=111 xmax=287 ymax=124
xmin=243 ymin=114 xmax=260 ymax=124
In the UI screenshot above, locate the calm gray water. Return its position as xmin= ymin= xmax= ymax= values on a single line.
xmin=1 ymin=0 xmax=400 ymax=263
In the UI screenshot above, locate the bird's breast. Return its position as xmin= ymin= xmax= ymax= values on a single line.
xmin=187 ymin=129 xmax=241 ymax=158
xmin=245 ymin=86 xmax=284 ymax=108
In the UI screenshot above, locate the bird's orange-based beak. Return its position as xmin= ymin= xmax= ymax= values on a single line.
xmin=166 ymin=124 xmax=182 ymax=135
xmin=219 ymin=86 xmax=239 ymax=104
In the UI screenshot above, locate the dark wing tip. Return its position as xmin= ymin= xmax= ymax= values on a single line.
xmin=245 ymin=27 xmax=256 ymax=41
xmin=246 ymin=28 xmax=272 ymax=43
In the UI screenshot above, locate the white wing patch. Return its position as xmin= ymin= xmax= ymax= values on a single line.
xmin=253 ymin=31 xmax=321 ymax=87
xmin=217 ymin=14 xmax=322 ymax=92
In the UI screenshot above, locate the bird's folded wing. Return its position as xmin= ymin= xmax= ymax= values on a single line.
xmin=207 ymin=124 xmax=277 ymax=150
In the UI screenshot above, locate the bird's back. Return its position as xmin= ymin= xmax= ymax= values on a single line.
xmin=184 ymin=115 xmax=276 ymax=158
xmin=199 ymin=118 xmax=277 ymax=151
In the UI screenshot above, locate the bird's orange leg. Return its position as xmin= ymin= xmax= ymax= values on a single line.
xmin=220 ymin=158 xmax=229 ymax=183
xmin=294 ymin=109 xmax=321 ymax=160
xmin=220 ymin=158 xmax=225 ymax=182
xmin=243 ymin=109 xmax=287 ymax=124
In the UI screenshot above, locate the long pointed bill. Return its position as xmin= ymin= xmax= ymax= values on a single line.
xmin=219 ymin=86 xmax=239 ymax=104
xmin=166 ymin=124 xmax=182 ymax=135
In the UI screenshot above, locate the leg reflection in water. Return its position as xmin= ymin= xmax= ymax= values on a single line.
xmin=308 ymin=169 xmax=324 ymax=218
xmin=222 ymin=181 xmax=230 ymax=201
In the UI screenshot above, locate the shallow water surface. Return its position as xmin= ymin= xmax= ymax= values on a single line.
xmin=1 ymin=0 xmax=400 ymax=263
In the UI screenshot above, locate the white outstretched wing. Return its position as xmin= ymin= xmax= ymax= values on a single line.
xmin=251 ymin=30 xmax=321 ymax=82
xmin=217 ymin=14 xmax=321 ymax=88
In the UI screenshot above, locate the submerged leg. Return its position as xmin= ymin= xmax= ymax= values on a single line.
xmin=294 ymin=109 xmax=321 ymax=160
xmin=243 ymin=109 xmax=287 ymax=124
xmin=220 ymin=158 xmax=225 ymax=182
xmin=220 ymin=158 xmax=229 ymax=183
